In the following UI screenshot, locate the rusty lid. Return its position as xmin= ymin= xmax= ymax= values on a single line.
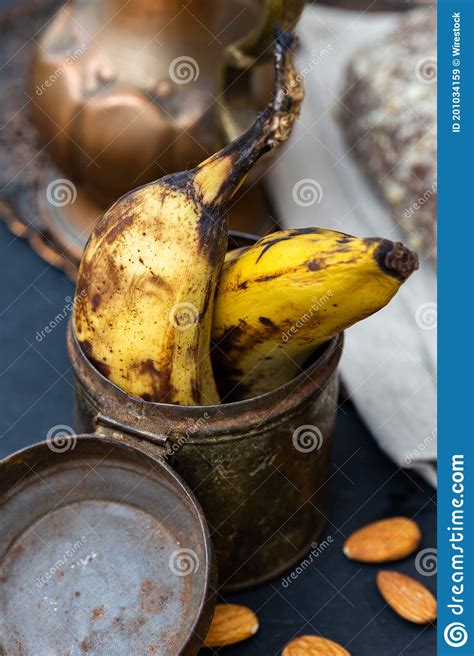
xmin=0 ymin=434 xmax=216 ymax=655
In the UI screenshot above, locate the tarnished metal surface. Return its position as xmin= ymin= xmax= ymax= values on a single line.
xmin=68 ymin=322 xmax=343 ymax=590
xmin=29 ymin=0 xmax=260 ymax=209
xmin=0 ymin=435 xmax=215 ymax=655
xmin=0 ymin=0 xmax=284 ymax=276
xmin=23 ymin=0 xmax=303 ymax=265
xmin=29 ymin=0 xmax=305 ymax=209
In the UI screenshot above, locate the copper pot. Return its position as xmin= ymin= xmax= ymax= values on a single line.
xmin=29 ymin=0 xmax=304 ymax=260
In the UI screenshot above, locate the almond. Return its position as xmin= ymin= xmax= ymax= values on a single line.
xmin=377 ymin=571 xmax=437 ymax=624
xmin=343 ymin=517 xmax=421 ymax=563
xmin=203 ymin=604 xmax=259 ymax=647
xmin=282 ymin=635 xmax=350 ymax=655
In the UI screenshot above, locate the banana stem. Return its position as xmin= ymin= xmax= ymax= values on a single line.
xmin=195 ymin=29 xmax=304 ymax=208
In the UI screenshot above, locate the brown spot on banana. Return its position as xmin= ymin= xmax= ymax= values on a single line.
xmin=135 ymin=359 xmax=176 ymax=404
xmin=91 ymin=294 xmax=101 ymax=311
xmin=306 ymin=259 xmax=324 ymax=271
xmin=79 ymin=340 xmax=111 ymax=379
xmin=259 ymin=317 xmax=278 ymax=330
xmin=103 ymin=214 xmax=135 ymax=244
xmin=147 ymin=274 xmax=174 ymax=293
xmin=254 ymin=274 xmax=281 ymax=283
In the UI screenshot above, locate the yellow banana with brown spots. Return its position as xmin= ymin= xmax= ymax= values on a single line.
xmin=212 ymin=228 xmax=418 ymax=400
xmin=73 ymin=32 xmax=303 ymax=405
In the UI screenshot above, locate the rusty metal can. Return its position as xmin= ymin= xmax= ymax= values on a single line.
xmin=0 ymin=331 xmax=341 ymax=654
xmin=68 ymin=324 xmax=342 ymax=590
xmin=0 ymin=232 xmax=343 ymax=653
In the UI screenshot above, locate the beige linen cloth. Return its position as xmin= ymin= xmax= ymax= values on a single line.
xmin=266 ymin=6 xmax=437 ymax=486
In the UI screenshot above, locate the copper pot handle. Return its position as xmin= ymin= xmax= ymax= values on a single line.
xmin=225 ymin=0 xmax=306 ymax=69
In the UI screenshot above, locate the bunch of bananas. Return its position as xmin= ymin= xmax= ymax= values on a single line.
xmin=73 ymin=33 xmax=418 ymax=406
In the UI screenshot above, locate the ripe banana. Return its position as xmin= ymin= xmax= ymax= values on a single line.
xmin=73 ymin=32 xmax=303 ymax=405
xmin=212 ymin=228 xmax=419 ymax=399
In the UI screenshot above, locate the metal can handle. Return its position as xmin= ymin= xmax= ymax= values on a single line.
xmin=93 ymin=413 xmax=169 ymax=448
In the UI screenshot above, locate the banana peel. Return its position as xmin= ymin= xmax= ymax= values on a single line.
xmin=73 ymin=32 xmax=303 ymax=405
xmin=212 ymin=228 xmax=419 ymax=400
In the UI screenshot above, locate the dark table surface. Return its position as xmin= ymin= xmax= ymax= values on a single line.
xmin=0 ymin=220 xmax=436 ymax=656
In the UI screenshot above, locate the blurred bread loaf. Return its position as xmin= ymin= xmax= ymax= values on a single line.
xmin=339 ymin=10 xmax=437 ymax=260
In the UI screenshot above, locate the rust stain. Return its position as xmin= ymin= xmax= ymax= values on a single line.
xmin=79 ymin=637 xmax=93 ymax=653
xmin=91 ymin=605 xmax=105 ymax=621
xmin=140 ymin=580 xmax=171 ymax=615
xmin=112 ymin=615 xmax=125 ymax=630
